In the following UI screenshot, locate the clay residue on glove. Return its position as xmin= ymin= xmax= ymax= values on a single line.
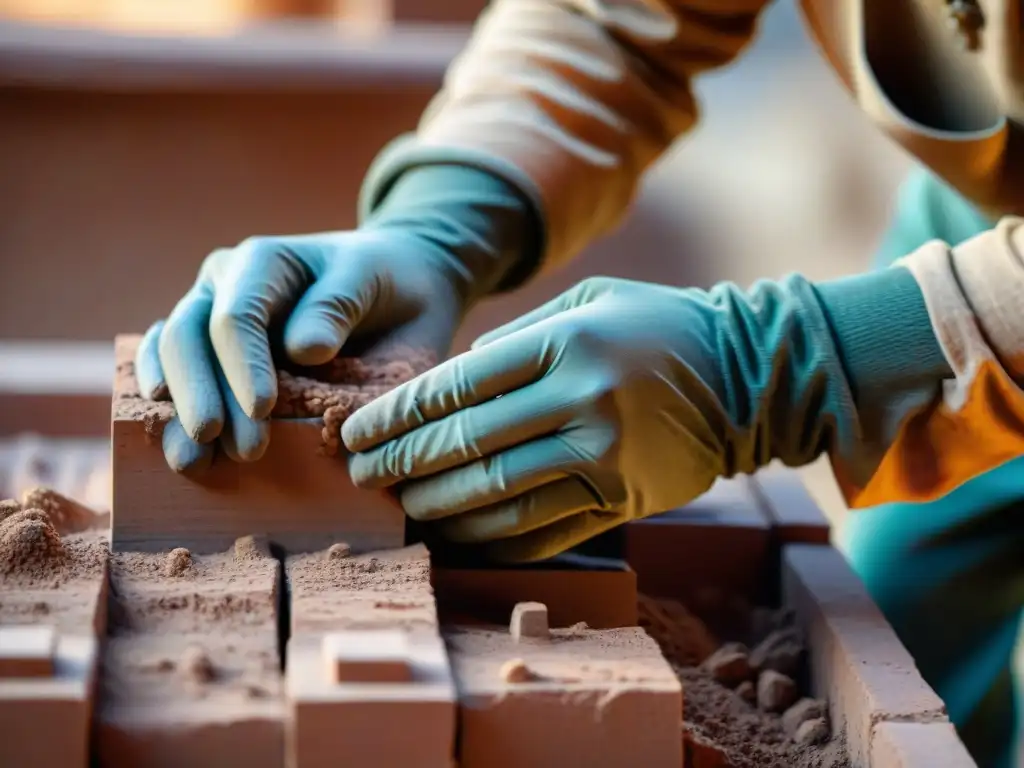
xmin=272 ymin=349 xmax=436 ymax=456
xmin=113 ymin=334 xmax=435 ymax=452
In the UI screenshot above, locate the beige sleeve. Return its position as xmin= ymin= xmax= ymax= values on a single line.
xmin=360 ymin=0 xmax=770 ymax=278
xmin=843 ymin=218 xmax=1024 ymax=509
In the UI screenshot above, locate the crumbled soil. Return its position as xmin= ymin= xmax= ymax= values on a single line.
xmin=107 ymin=540 xmax=279 ymax=635
xmin=0 ymin=503 xmax=108 ymax=632
xmin=114 ymin=343 xmax=434 ymax=453
xmin=639 ymin=595 xmax=850 ymax=768
xmin=287 ymin=542 xmax=438 ymax=635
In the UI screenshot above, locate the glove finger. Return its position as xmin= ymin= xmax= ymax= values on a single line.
xmin=162 ymin=416 xmax=215 ymax=475
xmin=209 ymin=240 xmax=311 ymax=421
xmin=470 ymin=291 xmax=576 ymax=350
xmin=158 ymin=286 xmax=224 ymax=443
xmin=486 ymin=508 xmax=624 ymax=564
xmin=347 ymin=375 xmax=573 ymax=490
xmin=399 ymin=434 xmax=589 ymax=521
xmin=135 ymin=320 xmax=169 ymax=400
xmin=216 ymin=363 xmax=271 ymax=463
xmin=342 ymin=323 xmax=553 ymax=453
xmin=437 ymin=475 xmax=601 ymax=544
xmin=283 ymin=259 xmax=382 ymax=366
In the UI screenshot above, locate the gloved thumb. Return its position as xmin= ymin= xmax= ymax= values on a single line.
xmin=283 ymin=259 xmax=380 ymax=366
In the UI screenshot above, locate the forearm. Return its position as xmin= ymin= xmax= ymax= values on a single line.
xmin=360 ymin=0 xmax=770 ymax=286
xmin=367 ymin=165 xmax=539 ymax=302
xmin=727 ymin=219 xmax=1024 ymax=509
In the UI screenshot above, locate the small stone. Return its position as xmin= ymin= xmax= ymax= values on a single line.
xmin=499 ymin=658 xmax=536 ymax=684
xmin=701 ymin=643 xmax=751 ymax=687
xmin=757 ymin=670 xmax=798 ymax=713
xmin=749 ymin=628 xmax=803 ymax=677
xmin=327 ymin=542 xmax=351 ymax=560
xmin=164 ymin=547 xmax=192 ymax=577
xmin=794 ymin=717 xmax=830 ymax=745
xmin=510 ymin=602 xmax=549 ymax=641
xmin=735 ymin=680 xmax=756 ymax=704
xmin=782 ymin=697 xmax=826 ymax=735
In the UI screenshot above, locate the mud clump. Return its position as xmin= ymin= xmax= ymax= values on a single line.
xmin=499 ymin=658 xmax=538 ymax=684
xmin=164 ymin=548 xmax=192 ymax=577
xmin=0 ymin=511 xmax=66 ymax=576
xmin=20 ymin=487 xmax=99 ymax=534
xmin=181 ymin=646 xmax=216 ymax=684
xmin=327 ymin=542 xmax=351 ymax=560
xmin=233 ymin=535 xmax=270 ymax=563
xmin=271 ymin=348 xmax=436 ymax=456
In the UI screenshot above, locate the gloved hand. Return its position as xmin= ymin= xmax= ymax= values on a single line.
xmin=342 ymin=271 xmax=952 ymax=562
xmin=136 ymin=165 xmax=535 ymax=473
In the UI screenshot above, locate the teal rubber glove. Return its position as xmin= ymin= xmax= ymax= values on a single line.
xmin=342 ymin=271 xmax=951 ymax=562
xmin=135 ymin=165 xmax=536 ymax=473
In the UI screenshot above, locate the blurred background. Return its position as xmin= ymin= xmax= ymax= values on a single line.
xmin=0 ymin=1 xmax=916 ymax=525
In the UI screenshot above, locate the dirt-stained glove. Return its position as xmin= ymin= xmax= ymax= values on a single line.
xmin=342 ymin=271 xmax=951 ymax=562
xmin=134 ymin=165 xmax=535 ymax=473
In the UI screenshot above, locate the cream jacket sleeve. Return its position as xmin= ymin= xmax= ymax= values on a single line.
xmin=359 ymin=0 xmax=770 ymax=284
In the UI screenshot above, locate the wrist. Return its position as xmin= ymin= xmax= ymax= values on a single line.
xmin=364 ymin=164 xmax=540 ymax=305
xmin=813 ymin=266 xmax=952 ymax=403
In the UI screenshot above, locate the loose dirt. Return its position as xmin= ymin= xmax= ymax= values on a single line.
xmin=98 ymin=538 xmax=283 ymax=747
xmin=287 ymin=543 xmax=438 ymax=636
xmin=639 ymin=594 xmax=850 ymax=768
xmin=0 ymin=493 xmax=108 ymax=633
xmin=115 ymin=340 xmax=434 ymax=453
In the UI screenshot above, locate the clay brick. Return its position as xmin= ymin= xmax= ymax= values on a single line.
xmin=95 ymin=543 xmax=285 ymax=768
xmin=625 ymin=477 xmax=771 ymax=602
xmin=450 ymin=624 xmax=682 ymax=768
xmin=111 ymin=334 xmax=406 ymax=554
xmin=0 ymin=625 xmax=56 ymax=678
xmin=782 ymin=544 xmax=951 ymax=766
xmin=323 ymin=630 xmax=412 ymax=684
xmin=751 ymin=466 xmax=831 ymax=545
xmin=286 ymin=543 xmax=456 ymax=768
xmin=510 ymin=602 xmax=549 ymax=641
xmin=0 ymin=634 xmax=100 ymax=767
xmin=432 ymin=563 xmax=637 ymax=630
xmin=870 ymin=722 xmax=977 ymax=767
xmin=0 ymin=529 xmax=109 ymax=768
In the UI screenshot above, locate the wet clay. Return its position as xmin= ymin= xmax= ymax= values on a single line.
xmin=0 ymin=500 xmax=108 ymax=635
xmin=113 ymin=335 xmax=434 ymax=453
xmin=638 ymin=595 xmax=851 ymax=768
xmin=287 ymin=543 xmax=438 ymax=636
xmin=96 ymin=538 xmax=284 ymax=768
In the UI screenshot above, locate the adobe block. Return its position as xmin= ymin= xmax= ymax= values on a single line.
xmin=111 ymin=334 xmax=409 ymax=554
xmin=432 ymin=564 xmax=637 ymax=629
xmin=782 ymin=544 xmax=949 ymax=766
xmin=286 ymin=543 xmax=456 ymax=768
xmin=871 ymin=722 xmax=977 ymax=767
xmin=450 ymin=625 xmax=682 ymax=768
xmin=0 ymin=625 xmax=56 ymax=678
xmin=95 ymin=540 xmax=285 ymax=768
xmin=625 ymin=477 xmax=771 ymax=601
